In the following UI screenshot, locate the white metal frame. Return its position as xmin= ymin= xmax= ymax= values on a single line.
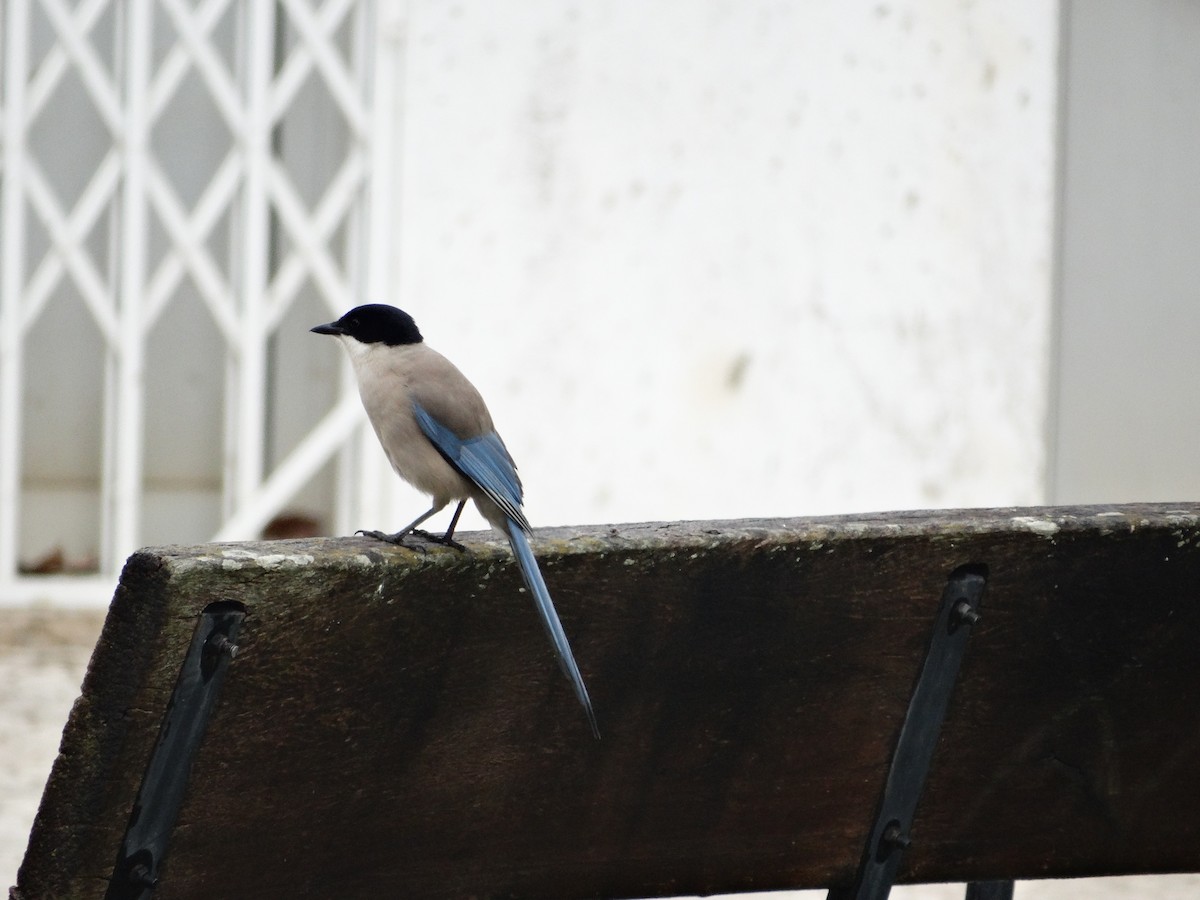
xmin=0 ymin=0 xmax=401 ymax=606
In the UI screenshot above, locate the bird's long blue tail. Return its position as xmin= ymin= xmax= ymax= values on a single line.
xmin=506 ymin=521 xmax=599 ymax=739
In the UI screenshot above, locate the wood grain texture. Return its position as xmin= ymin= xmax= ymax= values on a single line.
xmin=13 ymin=504 xmax=1200 ymax=899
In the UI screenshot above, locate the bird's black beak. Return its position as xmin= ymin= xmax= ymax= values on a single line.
xmin=310 ymin=321 xmax=345 ymax=336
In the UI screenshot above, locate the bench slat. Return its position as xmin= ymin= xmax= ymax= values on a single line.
xmin=15 ymin=504 xmax=1200 ymax=898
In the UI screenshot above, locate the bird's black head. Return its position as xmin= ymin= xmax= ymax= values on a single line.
xmin=310 ymin=304 xmax=423 ymax=346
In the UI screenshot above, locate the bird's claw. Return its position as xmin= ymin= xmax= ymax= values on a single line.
xmin=411 ymin=529 xmax=467 ymax=552
xmin=355 ymin=529 xmax=428 ymax=553
xmin=355 ymin=528 xmax=466 ymax=553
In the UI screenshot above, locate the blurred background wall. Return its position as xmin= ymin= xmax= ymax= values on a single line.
xmin=2 ymin=0 xmax=1198 ymax=606
xmin=1049 ymin=0 xmax=1200 ymax=504
xmin=390 ymin=0 xmax=1056 ymax=530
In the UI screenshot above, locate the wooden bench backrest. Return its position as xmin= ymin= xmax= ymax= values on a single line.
xmin=14 ymin=504 xmax=1200 ymax=899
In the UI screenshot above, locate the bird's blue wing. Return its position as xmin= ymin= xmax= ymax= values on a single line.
xmin=415 ymin=401 xmax=598 ymax=738
xmin=413 ymin=401 xmax=529 ymax=531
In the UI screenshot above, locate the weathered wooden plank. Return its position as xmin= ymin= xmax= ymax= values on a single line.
xmin=13 ymin=504 xmax=1200 ymax=899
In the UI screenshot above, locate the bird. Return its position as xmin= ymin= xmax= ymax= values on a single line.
xmin=311 ymin=304 xmax=598 ymax=738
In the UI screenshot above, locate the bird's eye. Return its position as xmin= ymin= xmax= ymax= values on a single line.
xmin=349 ymin=318 xmax=360 ymax=330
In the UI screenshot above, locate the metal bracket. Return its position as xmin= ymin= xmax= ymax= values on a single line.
xmin=827 ymin=564 xmax=988 ymax=900
xmin=105 ymin=601 xmax=245 ymax=899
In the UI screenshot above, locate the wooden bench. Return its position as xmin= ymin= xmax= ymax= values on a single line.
xmin=12 ymin=503 xmax=1200 ymax=899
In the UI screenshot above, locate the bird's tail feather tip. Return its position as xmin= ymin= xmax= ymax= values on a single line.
xmin=506 ymin=520 xmax=601 ymax=741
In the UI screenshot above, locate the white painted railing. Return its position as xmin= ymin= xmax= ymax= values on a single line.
xmin=0 ymin=0 xmax=402 ymax=606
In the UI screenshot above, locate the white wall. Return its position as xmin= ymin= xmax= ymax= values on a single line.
xmin=380 ymin=0 xmax=1059 ymax=533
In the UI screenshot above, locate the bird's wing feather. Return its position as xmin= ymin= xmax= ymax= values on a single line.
xmin=413 ymin=400 xmax=530 ymax=531
xmin=414 ymin=397 xmax=597 ymax=738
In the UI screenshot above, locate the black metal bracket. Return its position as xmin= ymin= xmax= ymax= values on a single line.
xmin=827 ymin=564 xmax=989 ymax=900
xmin=105 ymin=601 xmax=245 ymax=899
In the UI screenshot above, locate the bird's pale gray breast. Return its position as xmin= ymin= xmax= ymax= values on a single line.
xmin=351 ymin=343 xmax=499 ymax=504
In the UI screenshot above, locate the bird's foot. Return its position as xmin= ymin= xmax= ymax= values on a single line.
xmin=411 ymin=529 xmax=467 ymax=552
xmin=355 ymin=528 xmax=466 ymax=552
xmin=355 ymin=529 xmax=428 ymax=552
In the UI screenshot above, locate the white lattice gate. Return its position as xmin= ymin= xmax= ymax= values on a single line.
xmin=0 ymin=0 xmax=402 ymax=605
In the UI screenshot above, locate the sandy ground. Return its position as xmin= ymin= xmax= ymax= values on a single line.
xmin=2 ymin=609 xmax=1197 ymax=898
xmin=1 ymin=608 xmax=105 ymax=891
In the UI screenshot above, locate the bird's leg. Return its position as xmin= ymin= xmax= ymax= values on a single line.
xmin=411 ymin=500 xmax=467 ymax=552
xmin=357 ymin=504 xmax=443 ymax=548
